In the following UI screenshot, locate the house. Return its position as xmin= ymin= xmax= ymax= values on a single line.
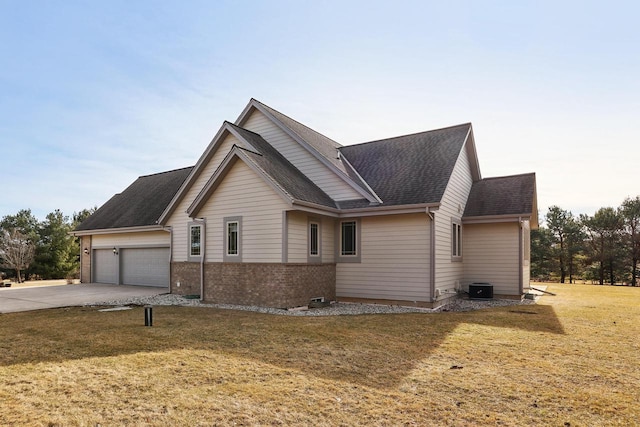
xmin=73 ymin=99 xmax=538 ymax=308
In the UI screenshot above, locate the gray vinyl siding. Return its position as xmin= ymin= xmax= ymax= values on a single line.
xmin=462 ymin=222 xmax=521 ymax=295
xmin=242 ymin=110 xmax=362 ymax=201
xmin=167 ymin=134 xmax=240 ymax=262
xmin=336 ymin=213 xmax=430 ymax=302
xmin=197 ymin=160 xmax=290 ymax=263
xmin=434 ymin=142 xmax=474 ymax=293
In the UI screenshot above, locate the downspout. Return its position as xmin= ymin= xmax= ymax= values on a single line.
xmin=193 ymin=218 xmax=206 ymax=302
xmin=163 ymin=226 xmax=173 ymax=291
xmin=426 ymin=207 xmax=436 ymax=303
xmin=518 ymin=217 xmax=524 ymax=295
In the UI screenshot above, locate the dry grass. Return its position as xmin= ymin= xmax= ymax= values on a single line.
xmin=1 ymin=284 xmax=638 ymax=426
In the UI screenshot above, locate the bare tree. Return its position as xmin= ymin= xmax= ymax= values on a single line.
xmin=0 ymin=228 xmax=36 ymax=283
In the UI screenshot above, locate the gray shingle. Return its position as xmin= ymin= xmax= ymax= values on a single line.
xmin=339 ymin=124 xmax=471 ymax=206
xmin=463 ymin=173 xmax=536 ymax=217
xmin=75 ymin=166 xmax=193 ymax=231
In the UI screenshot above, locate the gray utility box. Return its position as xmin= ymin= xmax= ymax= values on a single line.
xmin=469 ymin=283 xmax=493 ymax=299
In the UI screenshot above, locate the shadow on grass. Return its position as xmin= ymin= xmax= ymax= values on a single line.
xmin=0 ymin=303 xmax=564 ymax=389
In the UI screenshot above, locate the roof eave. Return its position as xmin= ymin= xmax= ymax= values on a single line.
xmin=462 ymin=214 xmax=533 ymax=224
xmin=71 ymin=225 xmax=167 ymax=237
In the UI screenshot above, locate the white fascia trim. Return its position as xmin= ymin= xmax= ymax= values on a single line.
xmin=241 ymin=100 xmax=378 ymax=203
xmin=462 ymin=214 xmax=532 ymax=224
xmin=71 ymin=225 xmax=166 ymax=237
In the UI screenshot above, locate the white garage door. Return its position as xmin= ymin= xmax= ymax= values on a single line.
xmin=93 ymin=249 xmax=118 ymax=284
xmin=121 ymin=248 xmax=170 ymax=287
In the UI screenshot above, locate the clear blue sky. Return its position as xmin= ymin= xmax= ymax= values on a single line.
xmin=1 ymin=1 xmax=638 ymax=222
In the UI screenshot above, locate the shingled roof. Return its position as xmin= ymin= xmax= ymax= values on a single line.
xmin=338 ymin=124 xmax=472 ymax=206
xmin=463 ymin=173 xmax=536 ymax=218
xmin=75 ymin=166 xmax=193 ymax=231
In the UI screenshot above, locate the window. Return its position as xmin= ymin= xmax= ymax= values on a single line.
xmin=452 ymin=221 xmax=462 ymax=258
xmin=309 ymin=222 xmax=319 ymax=256
xmin=223 ymin=216 xmax=242 ymax=262
xmin=341 ymin=221 xmax=357 ymax=256
xmin=336 ymin=219 xmax=361 ymax=263
xmin=227 ymin=222 xmax=238 ymax=255
xmin=189 ymin=224 xmax=202 ymax=259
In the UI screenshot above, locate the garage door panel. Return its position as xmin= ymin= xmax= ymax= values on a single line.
xmin=121 ymin=248 xmax=169 ymax=287
xmin=93 ymin=249 xmax=118 ymax=284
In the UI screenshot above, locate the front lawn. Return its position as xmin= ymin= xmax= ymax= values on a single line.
xmin=1 ymin=284 xmax=638 ymax=426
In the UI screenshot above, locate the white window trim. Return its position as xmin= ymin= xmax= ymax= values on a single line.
xmin=223 ymin=216 xmax=242 ymax=262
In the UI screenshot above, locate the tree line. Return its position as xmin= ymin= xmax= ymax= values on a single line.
xmin=0 ymin=208 xmax=95 ymax=283
xmin=532 ymin=197 xmax=640 ymax=285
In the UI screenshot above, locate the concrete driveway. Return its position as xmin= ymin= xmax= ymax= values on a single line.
xmin=0 ymin=283 xmax=167 ymax=314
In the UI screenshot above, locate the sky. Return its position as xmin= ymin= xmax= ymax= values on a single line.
xmin=1 ymin=1 xmax=638 ymax=224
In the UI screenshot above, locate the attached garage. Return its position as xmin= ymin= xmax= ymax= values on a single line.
xmin=121 ymin=248 xmax=170 ymax=287
xmin=91 ymin=246 xmax=170 ymax=288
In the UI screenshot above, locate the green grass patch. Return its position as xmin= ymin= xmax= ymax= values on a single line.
xmin=1 ymin=283 xmax=638 ymax=426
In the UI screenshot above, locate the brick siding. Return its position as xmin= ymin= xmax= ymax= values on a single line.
xmin=171 ymin=262 xmax=336 ymax=308
xmin=170 ymin=262 xmax=202 ymax=296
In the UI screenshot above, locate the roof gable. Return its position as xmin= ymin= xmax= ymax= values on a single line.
xmin=339 ymin=124 xmax=473 ymax=206
xmin=75 ymin=167 xmax=193 ymax=232
xmin=157 ymin=121 xmax=256 ymax=224
xmin=236 ymin=99 xmax=379 ymax=203
xmin=188 ymin=126 xmax=337 ymax=217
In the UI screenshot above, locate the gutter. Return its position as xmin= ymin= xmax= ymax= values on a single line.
xmin=71 ymin=225 xmax=166 ymax=237
xmin=163 ymin=225 xmax=173 ymax=290
xmin=518 ymin=217 xmax=524 ymax=295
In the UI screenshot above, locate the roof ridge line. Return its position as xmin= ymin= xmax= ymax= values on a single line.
xmin=138 ymin=165 xmax=194 ymax=178
xmin=480 ymin=172 xmax=536 ymax=181
xmin=346 ymin=123 xmax=472 ymax=148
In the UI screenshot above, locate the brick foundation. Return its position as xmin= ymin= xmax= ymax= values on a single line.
xmin=171 ymin=262 xmax=336 ymax=308
xmin=170 ymin=262 xmax=202 ymax=296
